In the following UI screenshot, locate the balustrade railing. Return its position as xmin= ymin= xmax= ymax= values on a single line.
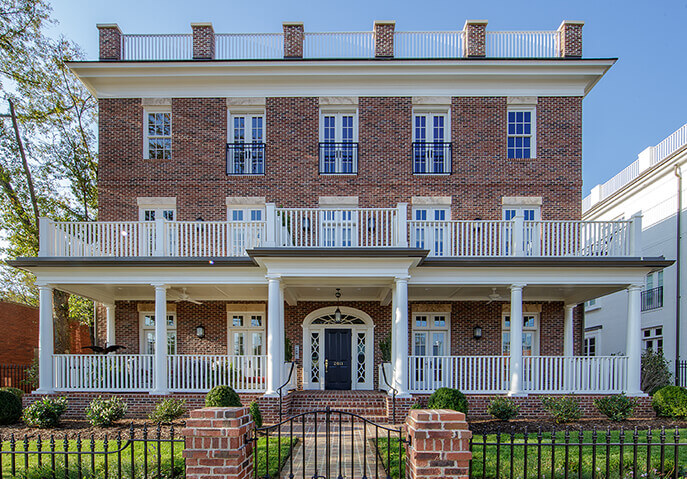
xmin=394 ymin=31 xmax=464 ymax=58
xmin=168 ymin=355 xmax=266 ymax=392
xmin=53 ymin=354 xmax=154 ymax=391
xmin=121 ymin=34 xmax=192 ymax=60
xmin=485 ymin=31 xmax=559 ymax=57
xmin=408 ymin=220 xmax=511 ymax=257
xmin=409 ymin=356 xmax=510 ymax=393
xmin=304 ymin=32 xmax=374 ymax=58
xmin=215 ymin=33 xmax=283 ymax=60
xmin=164 ymin=221 xmax=263 ymax=257
xmin=525 ymin=220 xmax=632 ymax=257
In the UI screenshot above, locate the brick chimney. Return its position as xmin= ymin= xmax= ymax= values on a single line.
xmin=558 ymin=21 xmax=584 ymax=57
xmin=97 ymin=24 xmax=122 ymax=61
xmin=463 ymin=20 xmax=488 ymax=57
xmin=283 ymin=22 xmax=304 ymax=58
xmin=191 ymin=22 xmax=215 ymax=59
xmin=373 ymin=20 xmax=395 ymax=58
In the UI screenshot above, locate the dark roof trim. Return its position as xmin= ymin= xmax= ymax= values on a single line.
xmin=421 ymin=257 xmax=674 ymax=269
xmin=7 ymin=257 xmax=257 ymax=268
xmin=247 ymin=247 xmax=429 ymax=259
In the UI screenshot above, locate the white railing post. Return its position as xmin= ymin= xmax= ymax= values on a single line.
xmin=265 ymin=203 xmax=277 ymax=247
xmin=38 ymin=217 xmax=53 ymax=257
xmin=154 ymin=217 xmax=165 ymax=256
xmin=630 ymin=212 xmax=643 ymax=256
xmin=397 ymin=203 xmax=408 ymax=247
xmin=512 ymin=213 xmax=524 ymax=257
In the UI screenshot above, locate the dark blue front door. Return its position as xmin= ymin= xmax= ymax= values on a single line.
xmin=325 ymin=329 xmax=352 ymax=390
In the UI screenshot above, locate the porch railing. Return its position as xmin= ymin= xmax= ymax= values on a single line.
xmin=215 ymin=33 xmax=283 ymax=60
xmin=408 ymin=355 xmax=628 ymax=394
xmin=121 ymin=34 xmax=192 ymax=60
xmin=304 ymin=32 xmax=374 ymax=58
xmin=53 ymin=354 xmax=154 ymax=391
xmin=485 ymin=31 xmax=559 ymax=58
xmin=168 ymin=354 xmax=266 ymax=392
xmin=394 ymin=31 xmax=465 ymax=58
xmin=38 ymin=206 xmax=640 ymax=258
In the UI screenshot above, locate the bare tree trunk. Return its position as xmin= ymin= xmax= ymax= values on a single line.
xmin=52 ymin=289 xmax=70 ymax=354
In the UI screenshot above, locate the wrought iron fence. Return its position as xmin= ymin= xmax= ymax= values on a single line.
xmin=0 ymin=364 xmax=31 ymax=393
xmin=642 ymin=285 xmax=664 ymax=311
xmin=470 ymin=425 xmax=687 ymax=479
xmin=0 ymin=423 xmax=184 ymax=478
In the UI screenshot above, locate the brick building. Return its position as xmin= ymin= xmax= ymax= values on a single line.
xmin=11 ymin=20 xmax=670 ymax=419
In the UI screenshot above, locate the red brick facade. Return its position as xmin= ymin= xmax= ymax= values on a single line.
xmin=98 ymin=96 xmax=582 ymax=222
xmin=373 ymin=21 xmax=395 ymax=58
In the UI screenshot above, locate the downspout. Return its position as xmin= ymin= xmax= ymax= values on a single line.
xmin=675 ymin=165 xmax=682 ymax=385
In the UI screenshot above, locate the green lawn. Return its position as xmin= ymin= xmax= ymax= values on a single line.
xmin=253 ymin=436 xmax=298 ymax=479
xmin=373 ymin=437 xmax=406 ymax=479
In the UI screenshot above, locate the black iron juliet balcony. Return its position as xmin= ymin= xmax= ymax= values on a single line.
xmin=412 ymin=141 xmax=452 ymax=174
xmin=318 ymin=142 xmax=359 ymax=174
xmin=641 ymin=286 xmax=663 ymax=312
xmin=226 ymin=142 xmax=266 ymax=175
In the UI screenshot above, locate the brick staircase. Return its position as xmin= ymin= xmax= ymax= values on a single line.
xmin=286 ymin=390 xmax=391 ymax=423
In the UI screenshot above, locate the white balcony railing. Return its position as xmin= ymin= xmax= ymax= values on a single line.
xmin=121 ymin=34 xmax=192 ymax=60
xmin=394 ymin=31 xmax=464 ymax=58
xmin=53 ymin=354 xmax=155 ymax=391
xmin=38 ymin=205 xmax=640 ymax=259
xmin=408 ymin=355 xmax=628 ymax=394
xmin=304 ymin=32 xmax=374 ymax=58
xmin=215 ymin=33 xmax=284 ymax=60
xmin=485 ymin=31 xmax=559 ymax=58
xmin=168 ymin=355 xmax=266 ymax=392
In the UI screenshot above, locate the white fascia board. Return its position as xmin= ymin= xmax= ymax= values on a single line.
xmin=68 ymin=59 xmax=615 ymax=99
xmin=255 ymin=257 xmax=417 ymax=277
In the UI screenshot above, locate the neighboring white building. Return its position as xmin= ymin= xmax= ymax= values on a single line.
xmin=582 ymin=123 xmax=687 ymax=374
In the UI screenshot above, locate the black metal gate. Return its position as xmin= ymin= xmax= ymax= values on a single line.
xmin=251 ymin=407 xmax=407 ymax=479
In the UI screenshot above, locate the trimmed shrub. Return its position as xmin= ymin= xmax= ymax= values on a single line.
xmin=487 ymin=397 xmax=520 ymax=421
xmin=410 ymin=402 xmax=423 ymax=410
xmin=0 ymin=387 xmax=24 ymax=399
xmin=594 ymin=394 xmax=637 ymax=421
xmin=0 ymin=389 xmax=22 ymax=425
xmin=149 ymin=398 xmax=187 ymax=423
xmin=249 ymin=401 xmax=263 ymax=428
xmin=379 ymin=334 xmax=392 ymax=363
xmin=541 ymin=396 xmax=582 ymax=423
xmin=652 ymin=385 xmax=687 ymax=418
xmin=427 ymin=388 xmax=468 ymax=414
xmin=642 ymin=349 xmax=672 ymax=395
xmin=205 ymin=385 xmax=242 ymax=407
xmin=85 ymin=396 xmax=128 ymax=427
xmin=22 ymin=397 xmax=68 ymax=428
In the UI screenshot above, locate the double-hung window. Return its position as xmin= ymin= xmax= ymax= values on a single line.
xmin=144 ymin=109 xmax=172 ymax=160
xmin=227 ymin=206 xmax=264 ymax=255
xmin=412 ymin=112 xmax=451 ymax=174
xmin=502 ymin=313 xmax=539 ymax=356
xmin=411 ymin=207 xmax=450 ymax=257
xmin=642 ymin=327 xmax=663 ymax=351
xmin=140 ymin=312 xmax=177 ymax=355
xmin=507 ymin=108 xmax=535 ymax=159
xmin=227 ymin=113 xmax=265 ymax=175
xmin=319 ymin=111 xmax=358 ymax=174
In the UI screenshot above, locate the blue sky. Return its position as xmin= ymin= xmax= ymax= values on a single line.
xmin=49 ymin=0 xmax=687 ymax=196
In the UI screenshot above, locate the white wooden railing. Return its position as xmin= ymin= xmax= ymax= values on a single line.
xmin=409 ymin=355 xmax=628 ymax=394
xmin=53 ymin=354 xmax=154 ymax=391
xmin=121 ymin=34 xmax=192 ymax=60
xmin=394 ymin=31 xmax=464 ymax=58
xmin=168 ymin=355 xmax=266 ymax=392
xmin=525 ymin=220 xmax=632 ymax=257
xmin=304 ymin=32 xmax=374 ymax=58
xmin=215 ymin=33 xmax=284 ymax=60
xmin=275 ymin=207 xmax=398 ymax=248
xmin=485 ymin=31 xmax=559 ymax=58
xmin=47 ymin=221 xmax=158 ymax=257
xmin=165 ymin=221 xmax=263 ymax=257
xmin=408 ymin=220 xmax=511 ymax=257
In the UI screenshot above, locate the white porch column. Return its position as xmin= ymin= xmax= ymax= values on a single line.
xmin=36 ymin=285 xmax=54 ymax=393
xmin=563 ymin=304 xmax=575 ymax=356
xmin=151 ymin=284 xmax=169 ymax=394
xmin=105 ymin=303 xmax=116 ymax=346
xmin=508 ymin=283 xmax=526 ymax=396
xmin=392 ymin=275 xmax=410 ymax=397
xmin=265 ymin=274 xmax=282 ymax=397
xmin=626 ymin=284 xmax=644 ymax=396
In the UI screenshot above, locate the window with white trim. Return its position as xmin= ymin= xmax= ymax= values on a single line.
xmin=140 ymin=312 xmax=177 ymax=355
xmin=411 ymin=206 xmax=450 ymax=256
xmin=227 ymin=205 xmax=264 ymax=255
xmin=412 ymin=111 xmax=450 ymax=174
xmin=144 ymin=109 xmax=172 ymax=160
xmin=502 ymin=313 xmax=539 ymax=356
xmin=642 ymin=327 xmax=663 ymax=351
xmin=502 ymin=205 xmax=540 ymax=256
xmin=507 ymin=108 xmax=535 ymax=159
xmin=319 ymin=110 xmax=358 ymax=174
xmin=138 ymin=204 xmax=177 ymax=254
xmin=228 ymin=113 xmax=265 ymax=175
xmin=227 ymin=311 xmax=265 ymax=356
xmin=412 ymin=313 xmax=450 ymax=357
xmin=583 ymin=335 xmax=597 ymax=356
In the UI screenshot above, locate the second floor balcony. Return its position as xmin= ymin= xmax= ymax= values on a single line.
xmin=37 ymin=204 xmax=642 ymax=260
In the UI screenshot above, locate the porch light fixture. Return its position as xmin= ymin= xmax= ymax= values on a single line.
xmin=334 ymin=288 xmax=342 ymax=323
xmin=196 ymin=324 xmax=206 ymax=338
xmin=473 ymin=325 xmax=483 ymax=340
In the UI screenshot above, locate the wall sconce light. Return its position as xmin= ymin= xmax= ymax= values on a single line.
xmin=334 ymin=288 xmax=342 ymax=323
xmin=196 ymin=324 xmax=206 ymax=338
xmin=473 ymin=325 xmax=483 ymax=340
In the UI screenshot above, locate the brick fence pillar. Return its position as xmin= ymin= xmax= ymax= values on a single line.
xmin=405 ymin=409 xmax=472 ymax=479
xmin=557 ymin=21 xmax=584 ymax=57
xmin=463 ymin=20 xmax=488 ymax=57
xmin=191 ymin=22 xmax=215 ymax=59
xmin=183 ymin=407 xmax=254 ymax=479
xmin=97 ymin=24 xmax=121 ymax=61
xmin=283 ymin=22 xmax=304 ymax=58
xmin=374 ymin=20 xmax=395 ymax=58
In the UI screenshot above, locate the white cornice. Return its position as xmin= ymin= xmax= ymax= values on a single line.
xmin=67 ymin=59 xmax=615 ymax=99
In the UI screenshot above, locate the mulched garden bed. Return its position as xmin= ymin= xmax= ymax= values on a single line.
xmin=0 ymin=419 xmax=185 ymax=440
xmin=469 ymin=417 xmax=687 ymax=435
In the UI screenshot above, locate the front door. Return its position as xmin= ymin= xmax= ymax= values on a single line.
xmin=324 ymin=329 xmax=352 ymax=390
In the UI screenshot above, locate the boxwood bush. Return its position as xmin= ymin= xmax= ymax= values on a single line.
xmin=652 ymin=385 xmax=687 ymax=418
xmin=426 ymin=388 xmax=468 ymax=414
xmin=22 ymin=397 xmax=68 ymax=428
xmin=249 ymin=401 xmax=263 ymax=428
xmin=0 ymin=387 xmax=24 ymax=399
xmin=85 ymin=396 xmax=128 ymax=427
xmin=486 ymin=397 xmax=520 ymax=421
xmin=541 ymin=396 xmax=582 ymax=423
xmin=0 ymin=389 xmax=22 ymax=425
xmin=205 ymin=385 xmax=242 ymax=407
xmin=149 ymin=398 xmax=187 ymax=423
xmin=594 ymin=394 xmax=637 ymax=421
